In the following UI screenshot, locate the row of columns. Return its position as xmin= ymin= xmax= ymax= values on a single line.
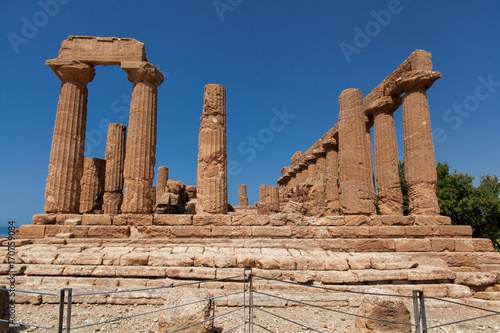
xmin=44 ymin=60 xmax=164 ymax=214
xmin=278 ymin=69 xmax=441 ymax=216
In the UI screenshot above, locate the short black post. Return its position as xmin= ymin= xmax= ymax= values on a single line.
xmin=412 ymin=290 xmax=421 ymax=333
xmin=58 ymin=289 xmax=65 ymax=333
xmin=419 ymin=291 xmax=428 ymax=333
xmin=65 ymin=288 xmax=72 ymax=333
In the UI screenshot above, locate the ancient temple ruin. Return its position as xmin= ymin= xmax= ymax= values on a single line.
xmin=12 ymin=37 xmax=500 ymax=305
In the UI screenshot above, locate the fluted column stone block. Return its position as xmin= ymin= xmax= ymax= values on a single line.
xmin=372 ymin=105 xmax=404 ymax=215
xmin=79 ymin=158 xmax=106 ymax=213
xmin=156 ymin=166 xmax=169 ymax=200
xmin=102 ymin=123 xmax=126 ymax=214
xmin=338 ymin=89 xmax=376 ymax=215
xmin=196 ymin=84 xmax=228 ymax=214
xmin=239 ymin=184 xmax=249 ymax=207
xmin=44 ymin=60 xmax=95 ymax=213
xmin=121 ymin=62 xmax=164 ymax=214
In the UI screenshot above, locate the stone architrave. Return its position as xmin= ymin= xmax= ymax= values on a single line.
xmin=370 ymin=96 xmax=404 ymax=215
xmin=196 ymin=84 xmax=228 ymax=214
xmin=156 ymin=166 xmax=169 ymax=199
xmin=338 ymin=89 xmax=376 ymax=215
xmin=79 ymin=158 xmax=106 ymax=213
xmin=44 ymin=60 xmax=95 ymax=213
xmin=103 ymin=123 xmax=126 ymax=214
xmin=239 ymin=184 xmax=249 ymax=206
xmin=121 ymin=62 xmax=164 ymax=214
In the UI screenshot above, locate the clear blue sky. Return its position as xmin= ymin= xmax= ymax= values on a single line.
xmin=1 ymin=0 xmax=499 ymax=228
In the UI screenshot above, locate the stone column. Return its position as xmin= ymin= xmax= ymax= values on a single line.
xmin=323 ymin=139 xmax=341 ymax=214
xmin=402 ymin=78 xmax=441 ymax=215
xmin=269 ymin=186 xmax=280 ymax=211
xmin=156 ymin=166 xmax=169 ymax=199
xmin=44 ymin=60 xmax=95 ymax=213
xmin=298 ymin=161 xmax=308 ymax=183
xmin=338 ymin=89 xmax=376 ymax=215
xmin=239 ymin=184 xmax=249 ymax=206
xmin=371 ymin=100 xmax=404 ymax=215
xmin=79 ymin=158 xmax=106 ymax=213
xmin=313 ymin=148 xmax=326 ymax=180
xmin=305 ymin=155 xmax=316 ymax=179
xmin=103 ymin=123 xmax=127 ymax=214
xmin=121 ymin=62 xmax=164 ymax=214
xmin=196 ymin=84 xmax=228 ymax=214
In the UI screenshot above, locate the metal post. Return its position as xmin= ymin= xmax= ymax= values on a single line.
xmin=66 ymin=288 xmax=72 ymax=333
xmin=243 ymin=268 xmax=250 ymax=333
xmin=412 ymin=290 xmax=421 ymax=333
xmin=419 ymin=291 xmax=428 ymax=333
xmin=58 ymin=289 xmax=65 ymax=333
xmin=249 ymin=268 xmax=254 ymax=333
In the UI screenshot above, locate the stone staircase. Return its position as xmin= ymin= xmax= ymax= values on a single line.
xmin=4 ymin=213 xmax=499 ymax=308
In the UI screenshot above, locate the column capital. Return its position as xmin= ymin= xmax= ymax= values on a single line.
xmin=312 ymin=147 xmax=326 ymax=158
xmin=384 ymin=70 xmax=441 ymax=96
xmin=305 ymin=154 xmax=316 ymax=163
xmin=366 ymin=95 xmax=402 ymax=116
xmin=322 ymin=138 xmax=337 ymax=149
xmin=46 ymin=59 xmax=95 ymax=84
xmin=121 ymin=61 xmax=164 ymax=86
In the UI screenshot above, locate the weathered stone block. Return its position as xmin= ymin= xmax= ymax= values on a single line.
xmin=431 ymin=238 xmax=455 ymax=252
xmin=17 ymin=225 xmax=45 ymax=239
xmin=355 ymin=239 xmax=395 ymax=252
xmin=193 ymin=215 xmax=231 ymax=226
xmin=455 ymin=272 xmax=497 ymax=287
xmin=119 ymin=253 xmax=150 ymax=266
xmin=130 ymin=226 xmax=171 ymax=238
xmin=345 ymin=215 xmax=371 ymax=226
xmin=32 ymin=214 xmax=57 ymax=225
xmin=81 ymin=214 xmax=112 ymax=225
xmin=252 ymin=226 xmax=291 ymax=237
xmin=394 ymin=239 xmax=432 ymax=252
xmin=380 ymin=215 xmax=412 ymax=226
xmin=369 ymin=226 xmax=405 ymax=238
xmin=113 ymin=214 xmax=153 ymax=226
xmin=171 ymin=226 xmax=211 ymax=238
xmin=232 ymin=215 xmax=269 ymax=226
xmin=87 ymin=226 xmax=130 ymax=238
xmin=454 ymin=239 xmax=474 ymax=252
xmin=211 ymin=226 xmax=251 ymax=237
xmin=153 ymin=214 xmax=192 ymax=226
xmin=405 ymin=226 xmax=438 ymax=238
xmin=473 ymin=239 xmax=494 ymax=252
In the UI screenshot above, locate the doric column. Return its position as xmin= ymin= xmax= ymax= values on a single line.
xmin=322 ymin=138 xmax=341 ymax=214
xmin=269 ymin=186 xmax=280 ymax=211
xmin=401 ymin=74 xmax=441 ymax=215
xmin=79 ymin=158 xmax=106 ymax=213
xmin=239 ymin=184 xmax=249 ymax=206
xmin=370 ymin=97 xmax=404 ymax=215
xmin=305 ymin=155 xmax=316 ymax=179
xmin=44 ymin=60 xmax=95 ymax=213
xmin=121 ymin=62 xmax=164 ymax=214
xmin=196 ymin=84 xmax=228 ymax=214
xmin=156 ymin=166 xmax=169 ymax=200
xmin=338 ymin=89 xmax=376 ymax=215
xmin=298 ymin=161 xmax=308 ymax=183
xmin=313 ymin=148 xmax=326 ymax=180
xmin=103 ymin=123 xmax=127 ymax=214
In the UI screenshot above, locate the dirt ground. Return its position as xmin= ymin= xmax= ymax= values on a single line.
xmin=7 ymin=299 xmax=500 ymax=333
